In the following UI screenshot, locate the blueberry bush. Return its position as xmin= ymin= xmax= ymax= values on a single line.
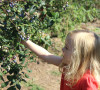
xmin=0 ymin=0 xmax=67 ymax=89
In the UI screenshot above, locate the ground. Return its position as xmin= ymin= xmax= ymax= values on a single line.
xmin=1 ymin=20 xmax=100 ymax=90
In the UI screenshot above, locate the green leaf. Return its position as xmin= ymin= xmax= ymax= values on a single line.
xmin=0 ymin=72 xmax=3 ymax=76
xmin=12 ymin=79 xmax=16 ymax=83
xmin=41 ymin=1 xmax=45 ymax=5
xmin=7 ymin=86 xmax=16 ymax=90
xmin=54 ymin=12 xmax=59 ymax=19
xmin=47 ymin=20 xmax=54 ymax=27
xmin=16 ymin=84 xmax=21 ymax=90
xmin=30 ymin=56 xmax=34 ymax=60
xmin=25 ymin=74 xmax=29 ymax=78
xmin=18 ymin=6 xmax=23 ymax=12
xmin=24 ymin=50 xmax=30 ymax=54
xmin=0 ymin=76 xmax=4 ymax=81
xmin=7 ymin=75 xmax=13 ymax=81
xmin=21 ymin=58 xmax=25 ymax=64
xmin=45 ymin=44 xmax=49 ymax=50
xmin=47 ymin=11 xmax=52 ymax=17
xmin=1 ymin=81 xmax=9 ymax=88
xmin=29 ymin=5 xmax=36 ymax=15
xmin=27 ymin=69 xmax=32 ymax=73
xmin=3 ymin=71 xmax=7 ymax=74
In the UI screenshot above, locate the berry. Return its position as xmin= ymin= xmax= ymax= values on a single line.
xmin=13 ymin=60 xmax=17 ymax=63
xmin=13 ymin=56 xmax=16 ymax=59
xmin=30 ymin=20 xmax=33 ymax=23
xmin=7 ymin=10 xmax=11 ymax=13
xmin=19 ymin=11 xmax=25 ymax=18
xmin=2 ymin=57 xmax=5 ymax=60
xmin=7 ymin=69 xmax=9 ymax=72
xmin=66 ymin=2 xmax=69 ymax=7
xmin=20 ymin=34 xmax=22 ymax=37
xmin=26 ymin=38 xmax=29 ymax=40
xmin=9 ymin=2 xmax=14 ymax=8
xmin=3 ymin=21 xmax=7 ymax=25
xmin=66 ymin=4 xmax=69 ymax=7
xmin=32 ymin=16 xmax=35 ymax=20
xmin=22 ymin=72 xmax=25 ymax=74
xmin=22 ymin=37 xmax=25 ymax=40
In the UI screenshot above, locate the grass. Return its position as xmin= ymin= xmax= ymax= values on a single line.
xmin=93 ymin=28 xmax=100 ymax=35
xmin=20 ymin=79 xmax=45 ymax=90
xmin=27 ymin=84 xmax=44 ymax=90
xmin=50 ymin=70 xmax=61 ymax=76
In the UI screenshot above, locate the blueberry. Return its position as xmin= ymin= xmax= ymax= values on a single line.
xmin=20 ymin=35 xmax=22 ymax=38
xmin=66 ymin=2 xmax=69 ymax=7
xmin=7 ymin=69 xmax=9 ymax=72
xmin=19 ymin=11 xmax=25 ymax=18
xmin=26 ymin=38 xmax=29 ymax=40
xmin=32 ymin=16 xmax=35 ymax=20
xmin=13 ymin=56 xmax=16 ymax=59
xmin=64 ymin=7 xmax=66 ymax=10
xmin=66 ymin=4 xmax=69 ymax=7
xmin=3 ymin=22 xmax=7 ymax=25
xmin=22 ymin=37 xmax=25 ymax=40
xmin=7 ymin=10 xmax=11 ymax=13
xmin=9 ymin=2 xmax=14 ymax=8
xmin=2 ymin=57 xmax=5 ymax=60
xmin=22 ymin=72 xmax=25 ymax=74
xmin=13 ymin=60 xmax=17 ymax=63
xmin=30 ymin=20 xmax=33 ymax=22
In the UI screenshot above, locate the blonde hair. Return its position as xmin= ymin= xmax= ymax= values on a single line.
xmin=59 ymin=30 xmax=100 ymax=87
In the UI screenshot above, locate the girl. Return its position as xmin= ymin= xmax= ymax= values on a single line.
xmin=21 ymin=30 xmax=100 ymax=90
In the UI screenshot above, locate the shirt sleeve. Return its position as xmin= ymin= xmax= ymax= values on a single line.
xmin=81 ymin=76 xmax=98 ymax=90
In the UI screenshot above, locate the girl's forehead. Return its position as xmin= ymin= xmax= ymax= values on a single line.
xmin=65 ymin=34 xmax=75 ymax=48
xmin=65 ymin=36 xmax=72 ymax=46
xmin=65 ymin=35 xmax=72 ymax=43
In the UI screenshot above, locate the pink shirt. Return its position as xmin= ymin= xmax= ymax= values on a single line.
xmin=60 ymin=70 xmax=98 ymax=90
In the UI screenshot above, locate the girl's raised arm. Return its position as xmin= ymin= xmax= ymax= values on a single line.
xmin=21 ymin=40 xmax=62 ymax=66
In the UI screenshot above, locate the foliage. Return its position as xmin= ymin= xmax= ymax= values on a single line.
xmin=21 ymin=80 xmax=44 ymax=90
xmin=0 ymin=0 xmax=99 ymax=89
xmin=0 ymin=0 xmax=65 ymax=89
xmin=50 ymin=0 xmax=99 ymax=39
xmin=51 ymin=70 xmax=61 ymax=76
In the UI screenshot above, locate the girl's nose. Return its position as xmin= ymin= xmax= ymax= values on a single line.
xmin=62 ymin=48 xmax=64 ymax=56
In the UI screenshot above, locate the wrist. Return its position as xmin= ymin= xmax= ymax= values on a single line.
xmin=21 ymin=39 xmax=30 ymax=44
xmin=20 ymin=40 xmax=26 ymax=45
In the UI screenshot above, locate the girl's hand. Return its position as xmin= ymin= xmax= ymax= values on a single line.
xmin=17 ymin=27 xmax=30 ymax=41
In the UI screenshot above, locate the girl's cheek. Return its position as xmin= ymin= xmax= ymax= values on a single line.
xmin=62 ymin=48 xmax=65 ymax=56
xmin=62 ymin=48 xmax=65 ymax=52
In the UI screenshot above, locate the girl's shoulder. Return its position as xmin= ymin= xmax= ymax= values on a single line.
xmin=60 ymin=70 xmax=99 ymax=90
xmin=78 ymin=70 xmax=99 ymax=90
